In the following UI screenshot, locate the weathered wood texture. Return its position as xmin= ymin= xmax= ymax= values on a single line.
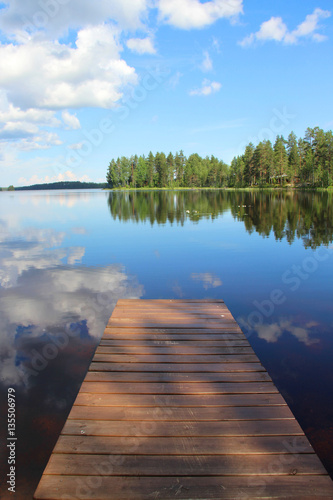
xmin=34 ymin=299 xmax=333 ymax=500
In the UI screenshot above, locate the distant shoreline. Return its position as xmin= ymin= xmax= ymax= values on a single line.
xmin=1 ymin=183 xmax=332 ymax=193
xmin=1 ymin=181 xmax=107 ymax=191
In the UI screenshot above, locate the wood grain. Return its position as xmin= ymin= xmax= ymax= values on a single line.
xmin=34 ymin=299 xmax=333 ymax=500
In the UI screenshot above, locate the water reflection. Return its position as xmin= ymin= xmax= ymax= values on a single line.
xmin=0 ymin=188 xmax=333 ymax=497
xmin=0 ymin=263 xmax=143 ymax=388
xmin=191 ymin=272 xmax=223 ymax=289
xmin=255 ymin=319 xmax=320 ymax=346
xmin=107 ymin=190 xmax=333 ymax=248
xmin=18 ymin=190 xmax=94 ymax=208
xmin=0 ymin=199 xmax=144 ymax=497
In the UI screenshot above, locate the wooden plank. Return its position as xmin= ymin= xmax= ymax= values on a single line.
xmin=84 ymin=371 xmax=273 ymax=383
xmin=117 ymin=299 xmax=225 ymax=304
xmin=99 ymin=338 xmax=251 ymax=346
xmin=92 ymin=353 xmax=259 ymax=363
xmin=73 ymin=393 xmax=287 ymax=407
xmin=95 ymin=345 xmax=254 ymax=354
xmin=33 ymin=475 xmax=333 ymax=500
xmin=67 ymin=405 xmax=297 ymax=422
xmin=103 ymin=330 xmax=245 ymax=338
xmin=108 ymin=320 xmax=239 ymax=328
xmin=44 ymin=453 xmax=327 ymax=476
xmin=110 ymin=311 xmax=232 ymax=318
xmin=61 ymin=419 xmax=304 ymax=437
xmin=111 ymin=306 xmax=232 ymax=314
xmin=34 ymin=299 xmax=333 ymax=500
xmin=89 ymin=362 xmax=266 ymax=372
xmin=79 ymin=381 xmax=279 ymax=395
xmin=54 ymin=435 xmax=314 ymax=455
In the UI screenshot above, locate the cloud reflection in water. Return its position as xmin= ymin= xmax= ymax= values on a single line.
xmin=0 ymin=223 xmax=143 ymax=388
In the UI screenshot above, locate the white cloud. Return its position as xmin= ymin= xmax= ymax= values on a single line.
xmin=158 ymin=0 xmax=243 ymax=29
xmin=0 ymin=100 xmax=61 ymax=127
xmin=0 ymin=24 xmax=137 ymax=111
xmin=240 ymin=8 xmax=331 ymax=47
xmin=284 ymin=8 xmax=331 ymax=44
xmin=189 ymin=79 xmax=222 ymax=96
xmin=62 ymin=110 xmax=81 ymax=130
xmin=0 ymin=96 xmax=63 ymax=146
xmin=257 ymin=17 xmax=287 ymax=42
xmin=0 ymin=0 xmax=150 ymax=40
xmin=15 ymin=132 xmax=62 ymax=151
xmin=0 ymin=23 xmax=137 ymax=150
xmin=126 ymin=37 xmax=156 ymax=54
xmin=200 ymin=51 xmax=213 ymax=72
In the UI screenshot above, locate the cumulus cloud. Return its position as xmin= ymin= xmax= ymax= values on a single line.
xmin=284 ymin=8 xmax=331 ymax=44
xmin=239 ymin=8 xmax=331 ymax=47
xmin=0 ymin=96 xmax=63 ymax=147
xmin=62 ymin=110 xmax=81 ymax=130
xmin=158 ymin=0 xmax=243 ymax=29
xmin=16 ymin=132 xmax=62 ymax=150
xmin=126 ymin=37 xmax=156 ymax=54
xmin=0 ymin=23 xmax=137 ymax=149
xmin=0 ymin=24 xmax=137 ymax=110
xmin=0 ymin=101 xmax=61 ymax=127
xmin=0 ymin=0 xmax=150 ymax=40
xmin=189 ymin=79 xmax=222 ymax=96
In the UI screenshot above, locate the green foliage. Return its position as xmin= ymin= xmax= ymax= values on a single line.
xmin=16 ymin=181 xmax=107 ymax=191
xmin=106 ymin=127 xmax=333 ymax=190
xmin=231 ymin=127 xmax=333 ymax=188
xmin=107 ymin=151 xmax=230 ymax=189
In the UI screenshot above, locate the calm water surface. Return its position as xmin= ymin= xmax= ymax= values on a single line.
xmin=0 ymin=189 xmax=333 ymax=498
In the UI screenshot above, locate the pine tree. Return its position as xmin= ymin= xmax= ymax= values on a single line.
xmin=146 ymin=151 xmax=155 ymax=187
xmin=155 ymin=152 xmax=168 ymax=187
xmin=136 ymin=156 xmax=147 ymax=187
xmin=243 ymin=143 xmax=255 ymax=185
xmin=273 ymin=136 xmax=288 ymax=184
xmin=166 ymin=152 xmax=175 ymax=187
xmin=287 ymin=132 xmax=299 ymax=184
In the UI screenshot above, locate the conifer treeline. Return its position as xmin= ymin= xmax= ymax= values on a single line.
xmin=106 ymin=151 xmax=229 ymax=188
xmin=230 ymin=127 xmax=333 ymax=187
xmin=106 ymin=127 xmax=333 ymax=188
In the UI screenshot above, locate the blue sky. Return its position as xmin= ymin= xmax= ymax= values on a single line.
xmin=0 ymin=0 xmax=332 ymax=186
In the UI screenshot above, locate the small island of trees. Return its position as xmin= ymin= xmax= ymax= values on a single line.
xmin=106 ymin=127 xmax=333 ymax=189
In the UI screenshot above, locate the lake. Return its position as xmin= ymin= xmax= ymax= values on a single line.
xmin=1 ymin=188 xmax=333 ymax=498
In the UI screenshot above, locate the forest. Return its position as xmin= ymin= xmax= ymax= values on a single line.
xmin=106 ymin=127 xmax=333 ymax=189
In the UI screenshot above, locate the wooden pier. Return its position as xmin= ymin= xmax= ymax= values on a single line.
xmin=34 ymin=299 xmax=333 ymax=499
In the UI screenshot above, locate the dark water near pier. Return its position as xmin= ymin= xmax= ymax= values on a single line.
xmin=0 ymin=189 xmax=333 ymax=498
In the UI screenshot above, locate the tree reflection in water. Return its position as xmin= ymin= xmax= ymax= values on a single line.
xmin=107 ymin=190 xmax=333 ymax=249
